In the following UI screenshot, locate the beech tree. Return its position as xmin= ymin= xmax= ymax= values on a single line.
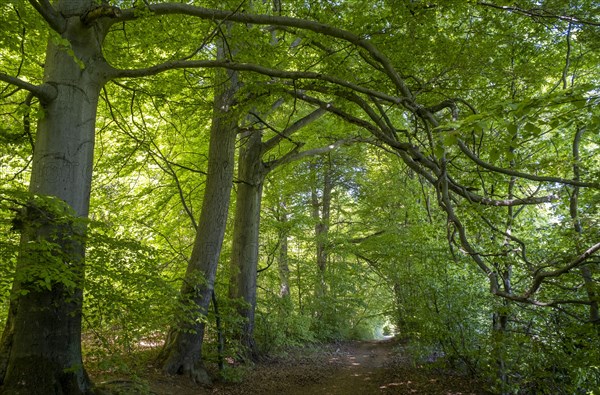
xmin=0 ymin=0 xmax=598 ymax=393
xmin=156 ymin=32 xmax=240 ymax=383
xmin=228 ymin=105 xmax=362 ymax=358
xmin=0 ymin=1 xmax=124 ymax=391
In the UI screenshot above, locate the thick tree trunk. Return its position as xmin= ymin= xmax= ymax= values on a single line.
xmin=159 ymin=42 xmax=238 ymax=384
xmin=228 ymin=130 xmax=264 ymax=360
xmin=0 ymin=2 xmax=109 ymax=393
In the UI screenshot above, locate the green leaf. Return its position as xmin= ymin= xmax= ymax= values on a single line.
xmin=443 ymin=132 xmax=458 ymax=145
xmin=524 ymin=122 xmax=542 ymax=137
xmin=506 ymin=123 xmax=518 ymax=136
xmin=489 ymin=148 xmax=500 ymax=163
xmin=44 ymin=276 xmax=52 ymax=291
xmin=434 ymin=143 xmax=445 ymax=158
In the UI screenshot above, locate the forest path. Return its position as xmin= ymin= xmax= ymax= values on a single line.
xmin=208 ymin=338 xmax=490 ymax=395
xmin=280 ymin=339 xmax=402 ymax=395
xmin=100 ymin=339 xmax=489 ymax=394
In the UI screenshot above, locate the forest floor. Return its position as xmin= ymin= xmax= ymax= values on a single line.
xmin=94 ymin=338 xmax=492 ymax=394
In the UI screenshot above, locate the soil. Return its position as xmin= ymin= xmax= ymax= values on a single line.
xmin=94 ymin=338 xmax=492 ymax=394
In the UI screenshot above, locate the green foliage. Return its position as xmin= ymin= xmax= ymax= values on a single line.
xmin=1 ymin=1 xmax=599 ymax=393
xmin=83 ymin=222 xmax=180 ymax=360
xmin=0 ymin=190 xmax=87 ymax=296
xmin=254 ymin=296 xmax=316 ymax=352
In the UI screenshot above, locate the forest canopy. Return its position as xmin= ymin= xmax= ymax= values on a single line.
xmin=0 ymin=0 xmax=599 ymax=394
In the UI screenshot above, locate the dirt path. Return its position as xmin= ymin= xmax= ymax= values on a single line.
xmin=282 ymin=340 xmax=399 ymax=395
xmin=210 ymin=339 xmax=489 ymax=395
xmin=97 ymin=339 xmax=490 ymax=394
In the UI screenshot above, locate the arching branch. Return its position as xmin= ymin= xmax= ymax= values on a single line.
xmin=108 ymin=59 xmax=405 ymax=106
xmin=114 ymin=3 xmax=413 ymax=99
xmin=262 ymin=108 xmax=326 ymax=152
xmin=457 ymin=140 xmax=599 ymax=189
xmin=287 ymin=90 xmax=559 ymax=207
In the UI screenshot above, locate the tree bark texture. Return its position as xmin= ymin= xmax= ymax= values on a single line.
xmin=228 ymin=130 xmax=265 ymax=360
xmin=1 ymin=1 xmax=111 ymax=392
xmin=311 ymin=160 xmax=332 ymax=299
xmin=227 ymin=107 xmax=327 ymax=357
xmin=491 ymin=168 xmax=516 ymax=395
xmin=569 ymin=127 xmax=599 ymax=325
xmin=159 ymin=41 xmax=239 ymax=384
xmin=277 ymin=199 xmax=291 ymax=299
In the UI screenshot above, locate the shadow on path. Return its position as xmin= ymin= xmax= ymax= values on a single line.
xmin=213 ymin=338 xmax=491 ymax=395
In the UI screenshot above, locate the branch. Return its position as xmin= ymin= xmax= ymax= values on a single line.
xmin=0 ymin=72 xmax=57 ymax=103
xmin=457 ymin=140 xmax=600 ymax=189
xmin=27 ymin=0 xmax=65 ymax=33
xmin=478 ymin=214 xmax=532 ymax=269
xmin=148 ymin=142 xmax=198 ymax=230
xmin=81 ymin=4 xmax=122 ymax=25
xmin=478 ymin=2 xmax=600 ymax=27
xmin=489 ymin=292 xmax=593 ymax=308
xmin=109 ymin=59 xmax=404 ymax=105
xmin=353 ymin=253 xmax=393 ymax=286
xmin=348 ymin=230 xmax=385 ymax=244
xmin=262 ymin=107 xmax=326 ymax=152
xmin=438 ymin=173 xmax=496 ymax=280
xmin=115 ymin=3 xmax=413 ymax=99
xmin=426 ymin=99 xmax=458 ymax=118
xmin=291 ymin=90 xmax=558 ymax=207
xmin=523 ymin=241 xmax=600 ymax=299
xmin=264 ymin=137 xmax=358 ymax=171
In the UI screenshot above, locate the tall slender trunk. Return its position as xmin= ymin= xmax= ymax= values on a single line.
xmin=569 ymin=127 xmax=599 ymax=325
xmin=226 ymin=107 xmax=327 ymax=358
xmin=492 ymin=157 xmax=516 ymax=394
xmin=159 ymin=39 xmax=239 ymax=384
xmin=228 ymin=130 xmax=264 ymax=360
xmin=311 ymin=160 xmax=332 ymax=299
xmin=1 ymin=2 xmax=111 ymax=392
xmin=277 ymin=198 xmax=291 ymax=299
xmin=491 ymin=274 xmax=511 ymax=394
xmin=392 ymin=282 xmax=403 ymax=331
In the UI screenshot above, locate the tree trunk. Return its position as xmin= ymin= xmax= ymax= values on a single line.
xmin=277 ymin=199 xmax=291 ymax=299
xmin=491 ymin=168 xmax=516 ymax=395
xmin=226 ymin=105 xmax=327 ymax=358
xmin=228 ymin=129 xmax=264 ymax=360
xmin=491 ymin=282 xmax=510 ymax=394
xmin=159 ymin=40 xmax=239 ymax=384
xmin=311 ymin=159 xmax=332 ymax=299
xmin=1 ymin=2 xmax=110 ymax=392
xmin=569 ymin=127 xmax=599 ymax=326
xmin=392 ymin=282 xmax=405 ymax=333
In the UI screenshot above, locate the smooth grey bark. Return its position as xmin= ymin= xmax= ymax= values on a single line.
xmin=159 ymin=40 xmax=239 ymax=384
xmin=0 ymin=1 xmax=113 ymax=393
xmin=311 ymin=158 xmax=333 ymax=299
xmin=228 ymin=136 xmax=355 ymax=356
xmin=227 ymin=108 xmax=330 ymax=358
xmin=228 ymin=130 xmax=265 ymax=360
xmin=277 ymin=199 xmax=291 ymax=299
